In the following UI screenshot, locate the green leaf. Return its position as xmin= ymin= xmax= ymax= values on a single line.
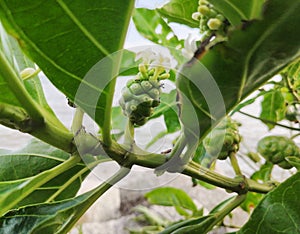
xmin=0 ymin=140 xmax=96 ymax=214
xmin=177 ymin=0 xmax=300 ymax=144
xmin=286 ymin=157 xmax=300 ymax=170
xmin=0 ymin=1 xmax=135 ymax=131
xmin=0 ymin=21 xmax=68 ymax=136
xmin=260 ymin=90 xmax=286 ymax=129
xmin=0 ymin=168 xmax=129 ymax=234
xmin=239 ymin=172 xmax=300 ymax=233
xmin=251 ymin=161 xmax=273 ymax=182
xmin=132 ymin=8 xmax=185 ymax=64
xmin=145 ymin=187 xmax=197 ymax=214
xmin=157 ymin=0 xmax=199 ymax=28
xmin=209 ymin=0 xmax=265 ymax=26
xmin=119 ymin=49 xmax=140 ymax=76
xmin=240 ymin=192 xmax=264 ymax=213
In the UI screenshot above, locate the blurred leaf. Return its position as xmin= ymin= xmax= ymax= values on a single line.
xmin=210 ymin=0 xmax=265 ymax=26
xmin=133 ymin=205 xmax=168 ymax=227
xmin=119 ymin=49 xmax=140 ymax=76
xmin=111 ymin=106 xmax=127 ymax=133
xmin=286 ymin=156 xmax=300 ymax=170
xmin=157 ymin=0 xmax=199 ymax=28
xmin=239 ymin=172 xmax=300 ymax=233
xmin=0 ymin=0 xmax=135 ymax=129
xmin=260 ymin=90 xmax=286 ymax=129
xmin=132 ymin=8 xmax=185 ymax=64
xmin=240 ymin=192 xmax=264 ymax=213
xmin=145 ymin=187 xmax=197 ymax=214
xmin=251 ymin=161 xmax=273 ymax=182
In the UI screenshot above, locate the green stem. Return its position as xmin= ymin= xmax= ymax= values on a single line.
xmin=59 ymin=167 xmax=131 ymax=234
xmin=71 ymin=107 xmax=84 ymax=135
xmin=209 ymin=194 xmax=246 ymax=230
xmin=229 ymin=153 xmax=242 ymax=176
xmin=238 ymin=110 xmax=300 ymax=131
xmin=0 ymin=50 xmax=43 ymax=122
xmin=124 ymin=119 xmax=135 ymax=147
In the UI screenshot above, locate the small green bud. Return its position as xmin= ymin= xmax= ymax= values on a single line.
xmin=207 ymin=18 xmax=222 ymax=30
xmin=198 ymin=5 xmax=210 ymax=16
xmin=20 ymin=67 xmax=36 ymax=80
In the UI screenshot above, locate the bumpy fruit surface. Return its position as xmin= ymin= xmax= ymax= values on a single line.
xmin=119 ymin=79 xmax=161 ymax=126
xmin=257 ymin=136 xmax=300 ymax=169
xmin=203 ymin=118 xmax=241 ymax=160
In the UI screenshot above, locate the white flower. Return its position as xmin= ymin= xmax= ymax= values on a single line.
xmin=182 ymin=34 xmax=198 ymax=59
xmin=149 ymin=50 xmax=172 ymax=72
xmin=135 ymin=48 xmax=156 ymax=65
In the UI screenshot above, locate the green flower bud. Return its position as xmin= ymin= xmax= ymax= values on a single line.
xmin=198 ymin=5 xmax=210 ymax=16
xmin=207 ymin=18 xmax=222 ymax=30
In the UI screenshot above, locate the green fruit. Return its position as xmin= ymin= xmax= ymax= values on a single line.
xmin=257 ymin=136 xmax=300 ymax=169
xmin=203 ymin=118 xmax=241 ymax=160
xmin=119 ymin=78 xmax=162 ymax=126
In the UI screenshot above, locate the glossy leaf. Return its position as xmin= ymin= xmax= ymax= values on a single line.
xmin=239 ymin=172 xmax=300 ymax=233
xmin=177 ymin=0 xmax=300 ymax=143
xmin=260 ymin=90 xmax=286 ymax=129
xmin=0 ymin=0 xmax=135 ymax=129
xmin=0 ymin=140 xmax=90 ymax=215
xmin=209 ymin=0 xmax=265 ymax=26
xmin=0 ymin=168 xmax=129 ymax=234
xmin=145 ymin=187 xmax=197 ymax=214
xmin=0 ymin=22 xmax=67 ymax=132
xmin=132 ymin=8 xmax=185 ymax=64
xmin=157 ymin=0 xmax=199 ymax=28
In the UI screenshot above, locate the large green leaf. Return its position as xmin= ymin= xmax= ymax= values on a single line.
xmin=177 ymin=0 xmax=300 ymax=143
xmin=0 ymin=140 xmax=92 ymax=215
xmin=0 ymin=21 xmax=68 ymax=132
xmin=209 ymin=0 xmax=265 ymax=26
xmin=0 ymin=168 xmax=129 ymax=234
xmin=0 ymin=0 xmax=135 ymax=129
xmin=239 ymin=172 xmax=300 ymax=233
xmin=132 ymin=8 xmax=185 ymax=64
xmin=157 ymin=0 xmax=199 ymax=28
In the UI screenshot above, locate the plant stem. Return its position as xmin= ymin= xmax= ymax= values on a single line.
xmin=0 ymin=50 xmax=43 ymax=122
xmin=229 ymin=153 xmax=242 ymax=176
xmin=238 ymin=110 xmax=300 ymax=131
xmin=60 ymin=166 xmax=131 ymax=234
xmin=71 ymin=107 xmax=84 ymax=135
xmin=208 ymin=194 xmax=246 ymax=231
xmin=124 ymin=119 xmax=135 ymax=147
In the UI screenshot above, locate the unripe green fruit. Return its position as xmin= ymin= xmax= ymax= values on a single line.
xmin=203 ymin=118 xmax=241 ymax=160
xmin=119 ymin=78 xmax=162 ymax=126
xmin=257 ymin=136 xmax=300 ymax=169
